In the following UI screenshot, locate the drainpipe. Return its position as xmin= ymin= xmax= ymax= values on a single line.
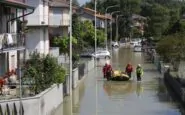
xmin=43 ymin=0 xmax=46 ymax=54
xmin=6 ymin=8 xmax=35 ymax=32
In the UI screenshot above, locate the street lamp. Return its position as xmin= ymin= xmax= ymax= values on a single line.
xmin=110 ymin=11 xmax=120 ymax=47
xmin=69 ymin=0 xmax=73 ymax=114
xmin=95 ymin=0 xmax=97 ymax=57
xmin=105 ymin=5 xmax=119 ymax=50
xmin=116 ymin=15 xmax=124 ymax=42
xmin=69 ymin=0 xmax=72 ymax=95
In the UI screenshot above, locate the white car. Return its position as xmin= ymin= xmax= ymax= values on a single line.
xmin=91 ymin=50 xmax=111 ymax=59
xmin=112 ymin=41 xmax=119 ymax=48
xmin=133 ymin=45 xmax=142 ymax=52
xmin=130 ymin=39 xmax=141 ymax=48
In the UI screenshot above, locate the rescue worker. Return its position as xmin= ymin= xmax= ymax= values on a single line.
xmin=125 ymin=63 xmax=133 ymax=78
xmin=104 ymin=60 xmax=113 ymax=81
xmin=136 ymin=64 xmax=143 ymax=81
xmin=102 ymin=63 xmax=108 ymax=78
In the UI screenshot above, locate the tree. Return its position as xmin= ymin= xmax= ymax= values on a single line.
xmin=156 ymin=32 xmax=185 ymax=63
xmin=73 ymin=0 xmax=79 ymax=6
xmin=141 ymin=3 xmax=170 ymax=37
xmin=23 ymin=52 xmax=66 ymax=94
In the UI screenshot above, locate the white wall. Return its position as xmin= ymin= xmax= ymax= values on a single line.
xmin=26 ymin=0 xmax=49 ymax=26
xmin=8 ymin=51 xmax=17 ymax=71
xmin=62 ymin=9 xmax=70 ymax=26
xmin=0 ymin=83 xmax=63 ymax=115
xmin=26 ymin=27 xmax=49 ymax=56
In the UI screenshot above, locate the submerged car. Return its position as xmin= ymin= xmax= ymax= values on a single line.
xmin=133 ymin=45 xmax=142 ymax=52
xmin=91 ymin=50 xmax=111 ymax=59
xmin=112 ymin=41 xmax=119 ymax=48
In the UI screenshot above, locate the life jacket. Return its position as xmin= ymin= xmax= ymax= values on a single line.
xmin=106 ymin=65 xmax=112 ymax=72
xmin=136 ymin=67 xmax=143 ymax=75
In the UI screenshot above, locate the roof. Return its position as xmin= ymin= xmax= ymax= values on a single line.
xmin=0 ymin=0 xmax=34 ymax=9
xmin=132 ymin=14 xmax=146 ymax=20
xmin=82 ymin=7 xmax=111 ymax=20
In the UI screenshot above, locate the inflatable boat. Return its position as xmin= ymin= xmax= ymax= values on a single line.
xmin=111 ymin=70 xmax=130 ymax=81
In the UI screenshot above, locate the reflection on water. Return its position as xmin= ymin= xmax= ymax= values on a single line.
xmin=103 ymin=81 xmax=135 ymax=97
xmin=136 ymin=82 xmax=143 ymax=97
xmin=103 ymin=80 xmax=144 ymax=98
xmin=53 ymin=81 xmax=86 ymax=115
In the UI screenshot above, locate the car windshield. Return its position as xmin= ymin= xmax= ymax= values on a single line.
xmin=96 ymin=50 xmax=108 ymax=54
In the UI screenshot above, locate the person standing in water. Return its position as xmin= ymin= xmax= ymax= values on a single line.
xmin=136 ymin=64 xmax=143 ymax=81
xmin=125 ymin=63 xmax=133 ymax=78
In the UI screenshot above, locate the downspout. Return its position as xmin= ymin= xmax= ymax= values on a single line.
xmin=43 ymin=0 xmax=46 ymax=54
xmin=6 ymin=8 xmax=35 ymax=32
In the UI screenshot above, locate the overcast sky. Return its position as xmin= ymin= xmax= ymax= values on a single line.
xmin=79 ymin=0 xmax=90 ymax=6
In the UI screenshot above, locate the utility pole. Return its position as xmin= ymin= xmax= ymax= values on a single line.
xmin=69 ymin=0 xmax=72 ymax=95
xmin=105 ymin=5 xmax=119 ymax=50
xmin=95 ymin=0 xmax=97 ymax=60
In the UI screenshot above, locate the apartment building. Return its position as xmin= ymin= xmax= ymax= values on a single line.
xmin=26 ymin=0 xmax=50 ymax=56
xmin=0 ymin=0 xmax=34 ymax=79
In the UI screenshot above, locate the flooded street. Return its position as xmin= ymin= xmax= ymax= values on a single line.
xmin=53 ymin=48 xmax=184 ymax=115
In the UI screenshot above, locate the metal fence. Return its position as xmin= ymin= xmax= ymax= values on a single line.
xmin=78 ymin=63 xmax=86 ymax=80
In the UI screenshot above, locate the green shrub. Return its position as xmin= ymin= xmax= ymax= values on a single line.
xmin=23 ymin=52 xmax=66 ymax=94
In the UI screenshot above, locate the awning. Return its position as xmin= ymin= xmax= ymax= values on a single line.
xmin=0 ymin=0 xmax=34 ymax=9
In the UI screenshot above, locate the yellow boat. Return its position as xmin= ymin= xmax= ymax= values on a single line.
xmin=111 ymin=70 xmax=130 ymax=81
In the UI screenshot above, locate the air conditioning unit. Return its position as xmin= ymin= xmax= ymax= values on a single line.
xmin=41 ymin=21 xmax=45 ymax=24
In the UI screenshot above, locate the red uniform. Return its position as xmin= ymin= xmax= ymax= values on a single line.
xmin=125 ymin=64 xmax=133 ymax=78
xmin=102 ymin=64 xmax=113 ymax=79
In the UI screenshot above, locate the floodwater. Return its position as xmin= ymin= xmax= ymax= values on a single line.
xmin=53 ymin=48 xmax=185 ymax=115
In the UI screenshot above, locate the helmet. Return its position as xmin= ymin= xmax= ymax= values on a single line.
xmin=138 ymin=64 xmax=141 ymax=67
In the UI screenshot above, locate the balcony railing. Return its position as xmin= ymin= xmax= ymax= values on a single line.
xmin=0 ymin=33 xmax=25 ymax=51
xmin=49 ymin=15 xmax=70 ymax=26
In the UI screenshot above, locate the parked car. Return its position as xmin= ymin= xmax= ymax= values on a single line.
xmin=130 ymin=39 xmax=141 ymax=48
xmin=112 ymin=41 xmax=119 ymax=48
xmin=133 ymin=45 xmax=142 ymax=52
xmin=91 ymin=50 xmax=111 ymax=59
xmin=80 ymin=49 xmax=94 ymax=58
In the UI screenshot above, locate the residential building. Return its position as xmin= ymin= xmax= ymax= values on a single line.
xmin=25 ymin=0 xmax=50 ymax=56
xmin=0 ymin=0 xmax=34 ymax=78
xmin=77 ymin=7 xmax=111 ymax=29
xmin=131 ymin=14 xmax=146 ymax=35
xmin=49 ymin=0 xmax=70 ymax=38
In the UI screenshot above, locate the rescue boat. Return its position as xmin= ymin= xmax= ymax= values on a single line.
xmin=111 ymin=70 xmax=130 ymax=81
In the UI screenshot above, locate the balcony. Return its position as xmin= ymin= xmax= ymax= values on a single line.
xmin=49 ymin=15 xmax=70 ymax=27
xmin=0 ymin=33 xmax=25 ymax=53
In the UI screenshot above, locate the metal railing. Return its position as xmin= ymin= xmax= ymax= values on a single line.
xmin=0 ymin=33 xmax=25 ymax=51
xmin=49 ymin=15 xmax=70 ymax=26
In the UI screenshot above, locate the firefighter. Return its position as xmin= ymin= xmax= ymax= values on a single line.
xmin=125 ymin=63 xmax=133 ymax=78
xmin=136 ymin=64 xmax=143 ymax=81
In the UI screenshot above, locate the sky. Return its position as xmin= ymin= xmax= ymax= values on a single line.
xmin=79 ymin=0 xmax=90 ymax=5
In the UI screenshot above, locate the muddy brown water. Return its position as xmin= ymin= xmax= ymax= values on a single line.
xmin=53 ymin=48 xmax=184 ymax=115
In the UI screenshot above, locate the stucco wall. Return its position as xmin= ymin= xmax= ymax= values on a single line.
xmin=0 ymin=83 xmax=63 ymax=115
xmin=26 ymin=0 xmax=49 ymax=26
xmin=26 ymin=27 xmax=49 ymax=57
xmin=8 ymin=50 xmax=17 ymax=71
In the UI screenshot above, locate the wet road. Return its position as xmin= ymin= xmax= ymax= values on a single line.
xmin=53 ymin=48 xmax=184 ymax=115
